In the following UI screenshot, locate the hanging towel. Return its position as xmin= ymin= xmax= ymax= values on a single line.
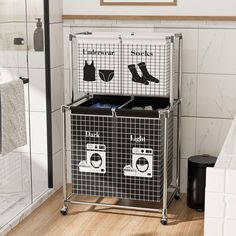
xmin=0 ymin=80 xmax=27 ymax=155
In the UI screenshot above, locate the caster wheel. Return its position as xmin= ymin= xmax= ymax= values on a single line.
xmin=60 ymin=208 xmax=67 ymax=215
xmin=160 ymin=219 xmax=168 ymax=225
xmin=174 ymin=195 xmax=180 ymax=200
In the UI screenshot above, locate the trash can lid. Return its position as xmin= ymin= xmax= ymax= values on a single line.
xmin=188 ymin=154 xmax=217 ymax=168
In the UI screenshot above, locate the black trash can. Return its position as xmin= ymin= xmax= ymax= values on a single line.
xmin=187 ymin=154 xmax=217 ymax=211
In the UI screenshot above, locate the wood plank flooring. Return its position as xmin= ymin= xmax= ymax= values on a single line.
xmin=7 ymin=189 xmax=204 ymax=236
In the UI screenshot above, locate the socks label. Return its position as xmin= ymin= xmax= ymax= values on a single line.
xmin=131 ymin=50 xmax=153 ymax=57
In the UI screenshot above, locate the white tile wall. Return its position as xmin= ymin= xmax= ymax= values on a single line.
xmin=198 ymin=29 xmax=236 ymax=74
xmin=49 ymin=0 xmax=63 ymax=23
xmin=204 ymin=218 xmax=224 ymax=236
xmin=181 ymin=117 xmax=196 ymax=159
xmin=51 ymin=66 xmax=64 ymax=112
xmin=205 ymin=117 xmax=236 ymax=236
xmin=205 ymin=192 xmax=225 ymax=218
xmin=195 ymin=118 xmax=232 ymax=156
xmin=206 ymin=168 xmax=225 ymax=193
xmin=197 ymin=74 xmax=236 ymax=119
xmin=52 ymin=110 xmax=63 ymax=154
xmin=224 ymin=220 xmax=236 ymax=236
xmin=182 ymin=73 xmax=197 ymax=117
xmin=225 ymin=170 xmax=236 ymax=194
xmin=50 ymin=23 xmax=64 ymax=68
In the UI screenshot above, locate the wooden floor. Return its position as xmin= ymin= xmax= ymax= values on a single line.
xmin=7 ymin=190 xmax=204 ymax=236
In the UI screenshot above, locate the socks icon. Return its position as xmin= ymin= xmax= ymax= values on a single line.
xmin=128 ymin=64 xmax=149 ymax=85
xmin=128 ymin=62 xmax=159 ymax=85
xmin=138 ymin=62 xmax=159 ymax=83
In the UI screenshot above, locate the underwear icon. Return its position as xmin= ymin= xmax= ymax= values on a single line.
xmin=99 ymin=69 xmax=114 ymax=82
xmin=83 ymin=60 xmax=96 ymax=81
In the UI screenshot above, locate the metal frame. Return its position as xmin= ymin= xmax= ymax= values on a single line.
xmin=61 ymin=33 xmax=183 ymax=225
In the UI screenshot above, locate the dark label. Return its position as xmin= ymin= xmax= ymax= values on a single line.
xmin=85 ymin=131 xmax=100 ymax=138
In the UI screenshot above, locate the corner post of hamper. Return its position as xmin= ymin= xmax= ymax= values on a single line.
xmin=60 ymin=105 xmax=71 ymax=215
xmin=169 ymin=36 xmax=175 ymax=107
xmin=176 ymin=34 xmax=183 ymax=200
xmin=69 ymin=34 xmax=75 ymax=103
xmin=159 ymin=109 xmax=170 ymax=225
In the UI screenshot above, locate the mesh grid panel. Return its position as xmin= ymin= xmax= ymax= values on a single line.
xmin=74 ymin=42 xmax=121 ymax=95
xmin=72 ymin=35 xmax=172 ymax=98
xmin=71 ymin=112 xmax=174 ymax=202
xmin=71 ymin=114 xmax=116 ymax=197
xmin=122 ymin=43 xmax=171 ymax=97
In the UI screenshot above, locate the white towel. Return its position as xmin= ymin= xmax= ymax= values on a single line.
xmin=0 ymin=80 xmax=27 ymax=155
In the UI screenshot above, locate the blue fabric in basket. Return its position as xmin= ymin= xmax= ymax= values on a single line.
xmin=91 ymin=102 xmax=119 ymax=109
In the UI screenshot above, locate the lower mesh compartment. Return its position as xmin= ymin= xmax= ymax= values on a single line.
xmin=70 ymin=96 xmax=174 ymax=202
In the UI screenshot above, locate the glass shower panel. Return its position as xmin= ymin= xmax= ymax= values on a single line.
xmin=27 ymin=0 xmax=48 ymax=201
xmin=0 ymin=0 xmax=32 ymax=230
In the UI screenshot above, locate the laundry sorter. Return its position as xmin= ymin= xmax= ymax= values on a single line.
xmin=61 ymin=31 xmax=183 ymax=225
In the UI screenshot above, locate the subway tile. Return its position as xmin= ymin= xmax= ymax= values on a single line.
xmin=27 ymin=0 xmax=44 ymax=22
xmin=198 ymin=29 xmax=236 ymax=74
xmin=215 ymin=154 xmax=233 ymax=169
xmin=51 ymin=66 xmax=64 ymax=111
xmin=63 ymin=26 xmax=71 ymax=69
xmin=225 ymin=195 xmax=236 ymax=220
xmin=195 ymin=118 xmax=232 ymax=157
xmin=49 ymin=0 xmax=63 ymax=23
xmin=205 ymin=167 xmax=225 ymax=193
xmin=224 ymin=220 xmax=236 ymax=236
xmin=52 ymin=110 xmax=63 ymax=154
xmin=64 ymin=69 xmax=72 ymax=105
xmin=226 ymin=170 xmax=236 ymax=195
xmin=197 ymin=74 xmax=236 ymax=119
xmin=182 ymin=73 xmax=197 ymax=117
xmin=204 ymin=218 xmax=223 ymax=236
xmin=50 ymin=23 xmax=64 ymax=68
xmin=205 ymin=192 xmax=225 ymax=218
xmin=181 ymin=117 xmax=196 ymax=159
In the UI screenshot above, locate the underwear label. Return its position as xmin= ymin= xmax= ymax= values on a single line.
xmin=131 ymin=50 xmax=153 ymax=57
xmin=83 ymin=49 xmax=115 ymax=56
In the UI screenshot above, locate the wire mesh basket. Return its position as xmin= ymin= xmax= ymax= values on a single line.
xmin=72 ymin=33 xmax=121 ymax=97
xmin=70 ymin=96 xmax=174 ymax=202
xmin=71 ymin=32 xmax=175 ymax=100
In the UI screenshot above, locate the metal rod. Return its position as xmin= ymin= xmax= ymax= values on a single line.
xmin=69 ymin=36 xmax=74 ymax=103
xmin=62 ymin=107 xmax=68 ymax=208
xmin=69 ymin=200 xmax=162 ymax=213
xmin=176 ymin=35 xmax=183 ymax=195
xmin=162 ymin=115 xmax=169 ymax=221
xmin=169 ymin=36 xmax=174 ymax=107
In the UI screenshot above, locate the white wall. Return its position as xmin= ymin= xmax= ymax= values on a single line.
xmin=63 ymin=0 xmax=236 ymax=16
xmin=63 ymin=19 xmax=236 ymax=193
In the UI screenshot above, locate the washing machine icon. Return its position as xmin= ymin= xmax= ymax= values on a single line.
xmin=86 ymin=143 xmax=106 ymax=173
xmin=124 ymin=147 xmax=153 ymax=178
